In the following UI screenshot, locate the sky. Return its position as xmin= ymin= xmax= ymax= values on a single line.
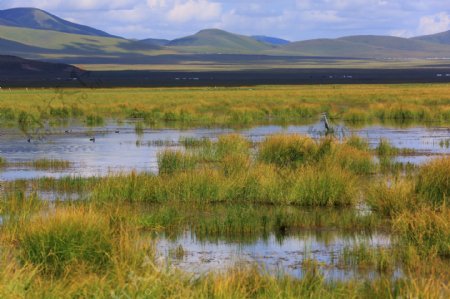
xmin=0 ymin=0 xmax=449 ymax=41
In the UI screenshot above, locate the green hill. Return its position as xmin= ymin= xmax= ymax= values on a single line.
xmin=0 ymin=25 xmax=164 ymax=59
xmin=0 ymin=7 xmax=115 ymax=37
xmin=139 ymin=38 xmax=170 ymax=47
xmin=167 ymin=29 xmax=273 ymax=53
xmin=413 ymin=30 xmax=450 ymax=45
xmin=279 ymin=35 xmax=450 ymax=58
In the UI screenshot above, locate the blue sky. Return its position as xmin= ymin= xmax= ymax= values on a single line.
xmin=0 ymin=0 xmax=449 ymax=40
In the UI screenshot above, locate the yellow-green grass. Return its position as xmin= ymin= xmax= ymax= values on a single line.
xmin=394 ymin=207 xmax=450 ymax=258
xmin=1 ymin=84 xmax=450 ymax=128
xmin=416 ymin=157 xmax=450 ymax=206
xmin=29 ymin=159 xmax=71 ymax=170
xmin=17 ymin=207 xmax=113 ymax=276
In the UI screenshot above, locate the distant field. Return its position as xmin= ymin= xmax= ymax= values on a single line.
xmin=75 ymin=58 xmax=450 ymax=71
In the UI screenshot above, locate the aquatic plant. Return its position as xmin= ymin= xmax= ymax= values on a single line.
xmin=415 ymin=157 xmax=450 ymax=205
xmin=340 ymin=244 xmax=395 ymax=273
xmin=85 ymin=115 xmax=104 ymax=126
xmin=30 ymin=159 xmax=72 ymax=170
xmin=157 ymin=150 xmax=198 ymax=175
xmin=394 ymin=207 xmax=450 ymax=258
xmin=366 ymin=179 xmax=416 ymax=216
xmin=258 ymin=134 xmax=318 ymax=168
xmin=134 ymin=121 xmax=145 ymax=135
xmin=289 ymin=166 xmax=357 ymax=207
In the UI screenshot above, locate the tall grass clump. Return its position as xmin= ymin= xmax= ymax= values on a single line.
xmin=158 ymin=150 xmax=198 ymax=175
xmin=394 ymin=207 xmax=449 ymax=258
xmin=216 ymin=134 xmax=250 ymax=160
xmin=0 ymin=157 xmax=5 ymax=167
xmin=18 ymin=207 xmax=113 ymax=276
xmin=258 ymin=134 xmax=318 ymax=168
xmin=366 ymin=179 xmax=416 ymax=216
xmin=332 ymin=144 xmax=376 ymax=175
xmin=415 ymin=157 xmax=450 ymax=205
xmin=345 ymin=135 xmax=370 ymax=152
xmin=0 ymin=191 xmax=43 ymax=221
xmin=376 ymin=138 xmax=399 ymax=157
xmin=289 ymin=166 xmax=357 ymax=207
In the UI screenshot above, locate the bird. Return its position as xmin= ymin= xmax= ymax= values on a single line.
xmin=27 ymin=137 xmax=31 ymax=143
xmin=322 ymin=113 xmax=331 ymax=132
xmin=115 ymin=130 xmax=120 ymax=134
xmin=89 ymin=137 xmax=96 ymax=142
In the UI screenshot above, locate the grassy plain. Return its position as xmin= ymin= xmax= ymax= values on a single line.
xmin=0 ymin=84 xmax=449 ymax=298
xmin=1 ymin=84 xmax=450 ymax=129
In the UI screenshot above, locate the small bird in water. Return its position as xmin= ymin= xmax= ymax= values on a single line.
xmin=27 ymin=137 xmax=31 ymax=143
xmin=89 ymin=137 xmax=96 ymax=142
xmin=115 ymin=130 xmax=120 ymax=134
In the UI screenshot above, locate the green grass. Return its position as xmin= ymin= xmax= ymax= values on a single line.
xmin=17 ymin=207 xmax=113 ymax=276
xmin=1 ymin=85 xmax=450 ymax=129
xmin=257 ymin=134 xmax=318 ymax=168
xmin=157 ymin=150 xmax=198 ymax=175
xmin=394 ymin=207 xmax=450 ymax=258
xmin=366 ymin=179 xmax=416 ymax=216
xmin=415 ymin=157 xmax=450 ymax=205
xmin=339 ymin=244 xmax=395 ymax=273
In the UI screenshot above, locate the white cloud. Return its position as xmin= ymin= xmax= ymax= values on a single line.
xmin=418 ymin=12 xmax=450 ymax=35
xmin=147 ymin=0 xmax=167 ymax=9
xmin=167 ymin=0 xmax=221 ymax=23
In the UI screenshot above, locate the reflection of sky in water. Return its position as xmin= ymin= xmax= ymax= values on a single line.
xmin=156 ymin=231 xmax=394 ymax=281
xmin=1 ymin=122 xmax=449 ymax=181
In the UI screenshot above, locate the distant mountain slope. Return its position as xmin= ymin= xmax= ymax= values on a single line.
xmin=251 ymin=35 xmax=290 ymax=46
xmin=139 ymin=38 xmax=170 ymax=47
xmin=0 ymin=25 xmax=163 ymax=59
xmin=0 ymin=7 xmax=115 ymax=37
xmin=279 ymin=35 xmax=450 ymax=58
xmin=413 ymin=30 xmax=450 ymax=45
xmin=167 ymin=29 xmax=272 ymax=53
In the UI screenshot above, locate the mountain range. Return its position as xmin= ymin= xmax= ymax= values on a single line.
xmin=1 ymin=7 xmax=450 ymax=65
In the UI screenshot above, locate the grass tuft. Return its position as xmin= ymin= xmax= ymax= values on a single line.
xmin=18 ymin=207 xmax=113 ymax=276
xmin=415 ymin=157 xmax=450 ymax=205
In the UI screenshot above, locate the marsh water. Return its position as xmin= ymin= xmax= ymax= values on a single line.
xmin=1 ymin=120 xmax=449 ymax=181
xmin=1 ymin=120 xmax=448 ymax=280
